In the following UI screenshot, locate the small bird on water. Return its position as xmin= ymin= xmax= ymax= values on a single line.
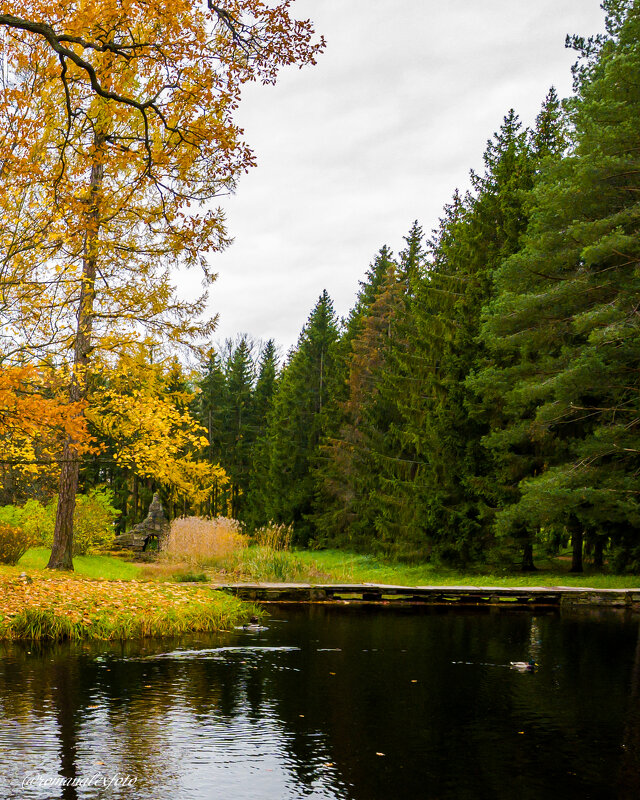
xmin=509 ymin=660 xmax=537 ymax=672
xmin=242 ymin=615 xmax=267 ymax=631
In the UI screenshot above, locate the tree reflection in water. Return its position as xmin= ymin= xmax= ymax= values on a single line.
xmin=0 ymin=607 xmax=638 ymax=800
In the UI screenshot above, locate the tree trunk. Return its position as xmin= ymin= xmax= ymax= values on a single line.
xmin=521 ymin=541 xmax=536 ymax=572
xmin=48 ymin=135 xmax=105 ymax=570
xmin=132 ymin=473 xmax=139 ymax=521
xmin=568 ymin=516 xmax=584 ymax=573
xmin=48 ymin=442 xmax=78 ymax=570
xmin=593 ymin=538 xmax=604 ymax=570
xmin=53 ymin=657 xmax=80 ymax=800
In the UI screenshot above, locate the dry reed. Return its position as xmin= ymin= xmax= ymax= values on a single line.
xmin=252 ymin=522 xmax=293 ymax=551
xmin=165 ymin=516 xmax=249 ymax=564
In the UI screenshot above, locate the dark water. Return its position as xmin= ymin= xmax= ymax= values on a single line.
xmin=0 ymin=605 xmax=639 ymax=800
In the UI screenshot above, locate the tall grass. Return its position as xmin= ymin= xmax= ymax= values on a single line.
xmin=166 ymin=517 xmax=249 ymax=563
xmin=235 ymin=546 xmax=312 ymax=582
xmin=253 ymin=522 xmax=293 ymax=550
xmin=232 ymin=523 xmax=318 ymax=582
xmin=159 ymin=518 xmax=320 ymax=582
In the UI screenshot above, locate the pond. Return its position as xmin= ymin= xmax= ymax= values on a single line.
xmin=0 ymin=605 xmax=638 ymax=800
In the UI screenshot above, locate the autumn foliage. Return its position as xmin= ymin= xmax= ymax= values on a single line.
xmin=0 ymin=575 xmax=250 ymax=639
xmin=0 ymin=365 xmax=93 ymax=482
xmin=0 ymin=1 xmax=323 ymax=566
xmin=0 ymin=522 xmax=33 ymax=564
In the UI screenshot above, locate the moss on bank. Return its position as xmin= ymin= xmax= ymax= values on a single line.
xmin=0 ymin=575 xmax=253 ymax=641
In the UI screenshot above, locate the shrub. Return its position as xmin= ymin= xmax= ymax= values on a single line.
xmin=0 ymin=521 xmax=34 ymax=564
xmin=166 ymin=516 xmax=249 ymax=563
xmin=71 ymin=489 xmax=119 ymax=555
xmin=0 ymin=505 xmax=22 ymax=528
xmin=39 ymin=489 xmax=119 ymax=556
xmin=0 ymin=499 xmax=51 ymax=545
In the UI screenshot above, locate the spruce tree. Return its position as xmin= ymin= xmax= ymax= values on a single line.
xmin=478 ymin=2 xmax=640 ymax=571
xmin=316 ymin=264 xmax=406 ymax=551
xmin=244 ymin=339 xmax=279 ymax=528
xmin=262 ymin=291 xmax=340 ymax=543
xmin=468 ymin=90 xmax=570 ymax=570
xmin=221 ymin=336 xmax=256 ymax=519
xmin=196 ymin=349 xmax=228 ymax=514
xmin=394 ymin=112 xmax=539 ymax=564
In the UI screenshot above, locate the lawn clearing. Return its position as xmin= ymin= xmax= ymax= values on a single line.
xmin=17 ymin=548 xmax=142 ymax=579
xmin=293 ymin=549 xmax=640 ymax=589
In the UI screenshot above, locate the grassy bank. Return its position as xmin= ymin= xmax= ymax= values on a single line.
xmin=293 ymin=550 xmax=640 ymax=589
xmin=0 ymin=573 xmax=253 ymax=640
xmin=152 ymin=517 xmax=640 ymax=588
xmin=5 ymin=544 xmax=639 ymax=594
xmin=142 ymin=546 xmax=640 ymax=589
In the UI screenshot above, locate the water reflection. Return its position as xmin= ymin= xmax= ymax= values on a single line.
xmin=619 ymin=624 xmax=640 ymax=799
xmin=0 ymin=606 xmax=637 ymax=800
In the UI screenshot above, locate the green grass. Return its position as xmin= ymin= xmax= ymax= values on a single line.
xmin=12 ymin=546 xmax=637 ymax=591
xmin=16 ymin=548 xmax=142 ymax=580
xmin=172 ymin=571 xmax=209 ymax=583
xmin=293 ymin=549 xmax=640 ymax=589
xmin=222 ymin=545 xmax=319 ymax=583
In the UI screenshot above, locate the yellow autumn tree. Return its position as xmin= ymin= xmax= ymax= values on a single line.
xmin=0 ymin=1 xmax=323 ymax=568
xmin=86 ymin=350 xmax=229 ymax=514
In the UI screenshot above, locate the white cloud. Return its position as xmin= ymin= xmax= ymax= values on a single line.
xmin=186 ymin=0 xmax=606 ymax=353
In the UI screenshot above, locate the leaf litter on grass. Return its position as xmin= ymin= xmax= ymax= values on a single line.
xmin=0 ymin=575 xmax=249 ymax=639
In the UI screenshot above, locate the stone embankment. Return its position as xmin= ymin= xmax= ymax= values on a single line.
xmin=218 ymin=583 xmax=640 ymax=611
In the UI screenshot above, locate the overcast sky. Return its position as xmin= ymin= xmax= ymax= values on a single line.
xmin=195 ymin=0 xmax=606 ymax=356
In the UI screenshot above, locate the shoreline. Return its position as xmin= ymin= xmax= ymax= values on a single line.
xmin=217 ymin=582 xmax=640 ymax=612
xmin=0 ymin=575 xmax=253 ymax=641
xmin=2 ymin=574 xmax=639 ymax=642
